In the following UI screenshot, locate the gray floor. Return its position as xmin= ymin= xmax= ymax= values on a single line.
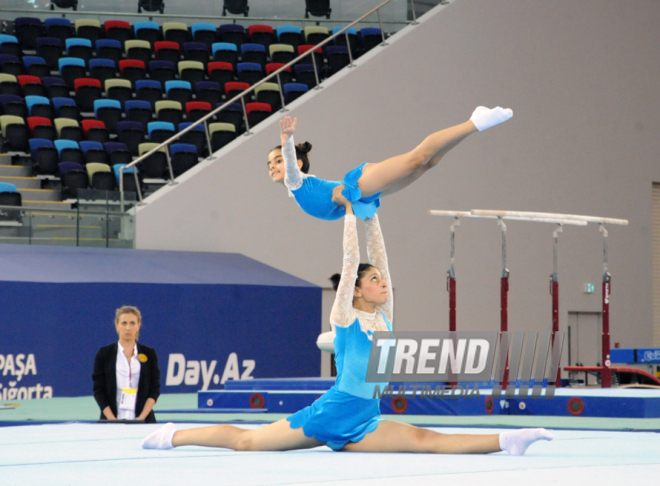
xmin=1 ymin=422 xmax=659 ymax=485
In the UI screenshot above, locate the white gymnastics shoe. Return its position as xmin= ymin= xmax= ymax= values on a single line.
xmin=499 ymin=428 xmax=554 ymax=456
xmin=141 ymin=422 xmax=176 ymax=450
xmin=470 ymin=106 xmax=513 ymax=131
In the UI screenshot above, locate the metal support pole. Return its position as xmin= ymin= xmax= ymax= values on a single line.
xmin=550 ymin=224 xmax=563 ymax=387
xmin=133 ymin=170 xmax=144 ymax=205
xmin=447 ymin=217 xmax=460 ymax=332
xmin=376 ymin=9 xmax=388 ymax=46
xmin=276 ymin=73 xmax=288 ymax=112
xmin=165 ymin=148 xmax=176 ymax=185
xmin=240 ymin=96 xmax=252 ymax=135
xmin=499 ymin=217 xmax=510 ymax=387
xmin=600 ymin=224 xmax=612 ymax=388
xmin=119 ymin=167 xmax=125 ymax=213
xmin=345 ymin=31 xmax=355 ymax=67
xmin=203 ymin=120 xmax=215 ymax=160
xmin=309 ymin=49 xmax=322 ymax=90
xmin=409 ymin=0 xmax=419 ymax=25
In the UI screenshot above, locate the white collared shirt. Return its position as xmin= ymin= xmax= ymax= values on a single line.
xmin=115 ymin=342 xmax=141 ymax=420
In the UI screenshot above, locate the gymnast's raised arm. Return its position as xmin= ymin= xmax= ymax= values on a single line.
xmin=280 ymin=117 xmax=303 ymax=191
xmin=329 ymin=186 xmax=358 ymax=329
xmin=365 ymin=214 xmax=392 ymax=323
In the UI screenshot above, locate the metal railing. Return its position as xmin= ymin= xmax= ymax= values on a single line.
xmin=0 ymin=7 xmax=410 ymax=28
xmin=119 ymin=0 xmax=420 ymax=204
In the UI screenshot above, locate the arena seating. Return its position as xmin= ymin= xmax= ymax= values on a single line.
xmin=0 ymin=15 xmax=385 ymax=206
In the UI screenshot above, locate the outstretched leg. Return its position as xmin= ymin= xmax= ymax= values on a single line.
xmin=341 ymin=421 xmax=552 ymax=455
xmin=358 ymin=107 xmax=512 ymax=198
xmin=143 ymin=418 xmax=323 ymax=451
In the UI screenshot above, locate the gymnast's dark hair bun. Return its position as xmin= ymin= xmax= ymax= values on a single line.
xmin=295 ymin=142 xmax=312 ymax=174
xmin=329 ymin=264 xmax=375 ymax=292
xmin=296 ymin=141 xmax=312 ymax=154
xmin=329 ymin=273 xmax=342 ymax=291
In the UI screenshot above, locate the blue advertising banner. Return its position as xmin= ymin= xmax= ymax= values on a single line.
xmin=0 ymin=246 xmax=322 ymax=400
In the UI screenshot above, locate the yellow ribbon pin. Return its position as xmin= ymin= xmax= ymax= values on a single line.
xmin=138 ymin=353 xmax=148 ymax=363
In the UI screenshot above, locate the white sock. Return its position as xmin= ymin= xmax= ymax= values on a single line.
xmin=470 ymin=106 xmax=513 ymax=131
xmin=141 ymin=422 xmax=176 ymax=450
xmin=498 ymin=428 xmax=554 ymax=456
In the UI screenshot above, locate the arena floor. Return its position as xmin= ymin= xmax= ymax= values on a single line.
xmin=1 ymin=394 xmax=659 ymax=485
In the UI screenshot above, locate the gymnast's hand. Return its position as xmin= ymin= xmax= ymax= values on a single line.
xmin=280 ymin=116 xmax=297 ymax=144
xmin=332 ymin=185 xmax=353 ymax=215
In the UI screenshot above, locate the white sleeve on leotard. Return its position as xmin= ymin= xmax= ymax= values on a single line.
xmin=282 ymin=135 xmax=303 ymax=192
xmin=365 ymin=214 xmax=393 ymax=323
xmin=330 ymin=214 xmax=359 ymax=329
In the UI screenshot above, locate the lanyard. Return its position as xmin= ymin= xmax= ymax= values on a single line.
xmin=126 ymin=346 xmax=135 ymax=389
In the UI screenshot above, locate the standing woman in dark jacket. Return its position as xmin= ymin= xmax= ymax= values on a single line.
xmin=93 ymin=306 xmax=161 ymax=423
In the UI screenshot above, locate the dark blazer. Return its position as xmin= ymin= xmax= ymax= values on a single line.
xmin=92 ymin=342 xmax=161 ymax=423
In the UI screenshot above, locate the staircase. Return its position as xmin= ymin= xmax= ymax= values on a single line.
xmin=0 ymin=154 xmax=134 ymax=247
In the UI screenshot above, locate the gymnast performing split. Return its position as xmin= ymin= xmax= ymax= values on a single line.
xmin=142 ymin=188 xmax=553 ymax=455
xmin=267 ymin=106 xmax=512 ymax=220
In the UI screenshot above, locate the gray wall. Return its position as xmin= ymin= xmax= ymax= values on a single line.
xmin=136 ymin=0 xmax=660 ymax=360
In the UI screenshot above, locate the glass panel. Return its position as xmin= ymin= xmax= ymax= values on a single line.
xmin=0 ymin=1 xmax=411 ymax=30
xmin=0 ymin=207 xmax=29 ymax=245
xmin=27 ymin=210 xmax=79 ymax=247
xmin=0 ymin=196 xmax=135 ymax=249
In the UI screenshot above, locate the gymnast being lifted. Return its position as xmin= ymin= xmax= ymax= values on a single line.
xmin=141 ymin=187 xmax=552 ymax=455
xmin=267 ymin=106 xmax=512 ymax=220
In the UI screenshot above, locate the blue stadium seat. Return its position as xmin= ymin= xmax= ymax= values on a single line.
xmin=195 ymin=81 xmax=222 ymax=105
xmin=0 ymin=94 xmax=27 ymax=119
xmin=134 ymin=21 xmax=160 ymax=46
xmin=177 ymin=121 xmax=207 ymax=156
xmin=191 ymin=23 xmax=217 ymax=49
xmin=58 ymin=57 xmax=86 ymax=89
xmin=237 ymin=62 xmax=263 ymax=86
xmin=89 ymin=58 xmax=116 ymax=84
xmin=165 ymin=79 xmax=192 ymax=105
xmin=183 ymin=42 xmax=210 ymax=66
xmin=125 ymin=100 xmax=153 ymax=127
xmin=25 ymin=95 xmax=53 ymax=119
xmin=332 ymin=27 xmax=358 ymax=55
xmin=212 ymin=42 xmax=238 ymax=67
xmin=0 ymin=35 xmax=22 ymax=58
xmin=45 ymin=18 xmax=73 ymax=44
xmin=93 ymin=99 xmax=122 ymax=133
xmin=65 ymin=37 xmax=93 ymax=64
xmin=135 ymin=79 xmax=163 ymax=106
xmin=169 ymin=143 xmax=198 ymax=177
xmin=240 ymin=43 xmax=267 ymax=68
xmin=51 ymin=97 xmax=80 ymax=120
xmin=79 ymin=140 xmax=107 ymax=164
xmin=147 ymin=121 xmax=175 ymax=144
xmin=283 ymin=82 xmax=309 ymax=104
xmin=104 ymin=141 xmax=132 ymax=167
xmin=0 ymin=182 xmax=18 ymax=193
xmin=14 ymin=18 xmax=42 ymax=50
xmin=276 ymin=26 xmax=303 ymax=50
xmin=42 ymin=76 xmax=69 ymax=99
xmin=148 ymin=60 xmax=176 ymax=85
xmin=0 ymin=54 xmax=23 ymax=76
xmin=23 ymin=56 xmax=49 ymax=78
xmin=36 ymin=37 xmax=63 ymax=70
xmin=95 ymin=39 xmax=123 ymax=64
xmin=29 ymin=138 xmax=59 ymax=176
xmin=54 ymin=139 xmax=83 ymax=164
xmin=116 ymin=120 xmax=146 ymax=156
xmin=218 ymin=24 xmax=245 ymax=47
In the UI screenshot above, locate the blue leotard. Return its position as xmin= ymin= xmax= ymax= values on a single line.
xmin=282 ymin=137 xmax=381 ymax=220
xmin=287 ymin=214 xmax=393 ymax=450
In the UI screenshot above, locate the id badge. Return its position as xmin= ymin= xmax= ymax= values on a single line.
xmin=119 ymin=388 xmax=137 ymax=411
